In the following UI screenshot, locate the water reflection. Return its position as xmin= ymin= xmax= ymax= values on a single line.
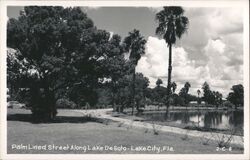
xmin=139 ymin=110 xmax=243 ymax=130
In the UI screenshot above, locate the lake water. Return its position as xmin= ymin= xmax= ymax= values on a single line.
xmin=138 ymin=110 xmax=243 ymax=130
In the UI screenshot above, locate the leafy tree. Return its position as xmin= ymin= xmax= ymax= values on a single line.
xmin=170 ymin=93 xmax=182 ymax=106
xmin=153 ymin=85 xmax=168 ymax=105
xmin=201 ymin=82 xmax=224 ymax=107
xmin=155 ymin=7 xmax=189 ymax=113
xmin=134 ymin=73 xmax=149 ymax=113
xmin=7 ymin=6 xmax=102 ymax=121
xmin=96 ymin=87 xmax=112 ymax=106
xmin=213 ymin=91 xmax=223 ymax=108
xmin=179 ymin=87 xmax=186 ymax=98
xmin=179 ymin=82 xmax=191 ymax=105
xmin=202 ymin=82 xmax=214 ymax=105
xmin=156 ymin=78 xmax=163 ymax=87
xmin=67 ymin=30 xmax=126 ymax=107
xmin=145 ymin=87 xmax=154 ymax=102
xmin=184 ymin=82 xmax=191 ymax=93
xmin=7 ymin=48 xmax=28 ymax=99
xmin=114 ymin=73 xmax=149 ymax=113
xmin=123 ymin=29 xmax=146 ymax=115
xmin=223 ymin=100 xmax=234 ymax=109
xmin=227 ymin=84 xmax=244 ymax=109
xmin=99 ymin=34 xmax=128 ymax=110
xmin=116 ymin=74 xmax=133 ymax=112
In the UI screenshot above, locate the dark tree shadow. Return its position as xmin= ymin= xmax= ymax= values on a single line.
xmin=7 ymin=113 xmax=104 ymax=124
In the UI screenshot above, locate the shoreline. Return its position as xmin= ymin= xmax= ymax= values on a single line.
xmin=74 ymin=109 xmax=244 ymax=147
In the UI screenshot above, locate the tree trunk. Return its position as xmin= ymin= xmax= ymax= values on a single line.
xmin=166 ymin=43 xmax=172 ymax=114
xmin=132 ymin=69 xmax=136 ymax=115
xmin=112 ymin=82 xmax=116 ymax=112
xmin=45 ymin=88 xmax=56 ymax=120
xmin=112 ymin=93 xmax=116 ymax=111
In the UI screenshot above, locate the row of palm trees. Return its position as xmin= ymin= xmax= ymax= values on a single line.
xmin=117 ymin=7 xmax=189 ymax=115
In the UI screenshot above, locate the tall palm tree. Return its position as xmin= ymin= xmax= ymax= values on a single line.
xmin=155 ymin=7 xmax=189 ymax=113
xmin=123 ymin=29 xmax=146 ymax=115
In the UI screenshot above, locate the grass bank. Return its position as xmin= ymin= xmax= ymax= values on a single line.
xmin=7 ymin=109 xmax=243 ymax=154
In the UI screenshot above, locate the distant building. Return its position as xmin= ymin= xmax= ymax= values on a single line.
xmin=189 ymin=101 xmax=205 ymax=106
xmin=189 ymin=101 xmax=205 ymax=104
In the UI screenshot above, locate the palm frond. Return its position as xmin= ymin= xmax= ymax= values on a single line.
xmin=155 ymin=22 xmax=166 ymax=36
xmin=155 ymin=6 xmax=188 ymax=44
xmin=169 ymin=6 xmax=184 ymax=16
xmin=123 ymin=29 xmax=146 ymax=64
xmin=175 ymin=16 xmax=189 ymax=39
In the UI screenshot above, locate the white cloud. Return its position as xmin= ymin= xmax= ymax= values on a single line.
xmin=136 ymin=35 xmax=243 ymax=97
xmin=207 ymin=8 xmax=243 ymax=36
xmin=176 ymin=8 xmax=243 ymax=70
xmin=136 ymin=36 xmax=204 ymax=93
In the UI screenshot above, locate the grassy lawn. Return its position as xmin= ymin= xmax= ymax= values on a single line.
xmin=7 ymin=109 xmax=243 ymax=154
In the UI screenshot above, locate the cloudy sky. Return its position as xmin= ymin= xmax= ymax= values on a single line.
xmin=7 ymin=6 xmax=244 ymax=97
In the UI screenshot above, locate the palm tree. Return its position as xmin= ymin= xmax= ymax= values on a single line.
xmin=184 ymin=82 xmax=191 ymax=108
xmin=184 ymin=82 xmax=191 ymax=94
xmin=197 ymin=89 xmax=201 ymax=127
xmin=197 ymin=89 xmax=201 ymax=104
xmin=171 ymin=81 xmax=177 ymax=93
xmin=123 ymin=29 xmax=146 ymax=115
xmin=214 ymin=91 xmax=222 ymax=108
xmin=156 ymin=78 xmax=163 ymax=87
xmin=197 ymin=89 xmax=201 ymax=98
xmin=155 ymin=7 xmax=189 ymax=113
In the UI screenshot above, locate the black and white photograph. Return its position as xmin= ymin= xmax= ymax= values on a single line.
xmin=0 ymin=0 xmax=249 ymax=159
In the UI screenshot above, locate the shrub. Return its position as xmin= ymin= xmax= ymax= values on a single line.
xmin=181 ymin=130 xmax=190 ymax=141
xmin=56 ymin=99 xmax=76 ymax=109
xmin=152 ymin=123 xmax=162 ymax=135
xmin=117 ymin=121 xmax=124 ymax=127
xmin=223 ymin=101 xmax=234 ymax=108
xmin=200 ymin=134 xmax=212 ymax=145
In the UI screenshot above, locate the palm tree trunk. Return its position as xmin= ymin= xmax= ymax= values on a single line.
xmin=132 ymin=69 xmax=136 ymax=115
xmin=166 ymin=43 xmax=172 ymax=114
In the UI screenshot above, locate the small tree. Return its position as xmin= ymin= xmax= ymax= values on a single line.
xmin=197 ymin=89 xmax=201 ymax=104
xmin=156 ymin=78 xmax=163 ymax=87
xmin=134 ymin=73 xmax=150 ymax=114
xmin=171 ymin=81 xmax=177 ymax=93
xmin=179 ymin=82 xmax=191 ymax=106
xmin=213 ymin=91 xmax=223 ymax=108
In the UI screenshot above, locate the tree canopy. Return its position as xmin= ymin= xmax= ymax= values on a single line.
xmin=7 ymin=6 xmax=122 ymax=120
xmin=227 ymin=84 xmax=244 ymax=108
